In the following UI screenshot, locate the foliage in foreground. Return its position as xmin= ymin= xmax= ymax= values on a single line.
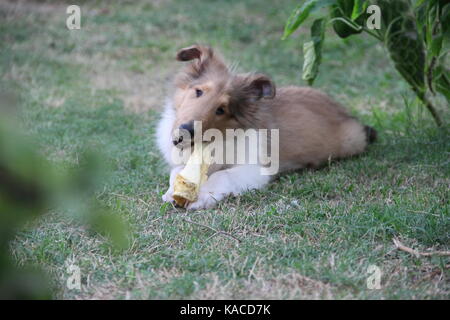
xmin=0 ymin=91 xmax=130 ymax=299
xmin=283 ymin=0 xmax=450 ymax=126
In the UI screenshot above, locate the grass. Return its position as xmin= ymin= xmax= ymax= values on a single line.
xmin=1 ymin=0 xmax=449 ymax=299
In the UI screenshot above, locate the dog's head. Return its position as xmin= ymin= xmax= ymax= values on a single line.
xmin=171 ymin=45 xmax=275 ymax=147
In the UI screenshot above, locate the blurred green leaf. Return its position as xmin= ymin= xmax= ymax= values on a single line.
xmin=386 ymin=17 xmax=426 ymax=93
xmin=0 ymin=90 xmax=131 ymax=299
xmin=302 ymin=18 xmax=326 ymax=85
xmin=430 ymin=34 xmax=443 ymax=58
xmin=282 ymin=0 xmax=336 ymax=40
xmin=351 ymin=0 xmax=368 ymax=21
xmin=434 ymin=64 xmax=450 ymax=103
xmin=330 ymin=0 xmax=364 ymax=38
xmin=88 ymin=207 xmax=130 ymax=251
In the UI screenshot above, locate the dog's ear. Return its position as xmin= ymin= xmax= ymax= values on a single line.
xmin=176 ymin=45 xmax=215 ymax=78
xmin=176 ymin=45 xmax=210 ymax=62
xmin=175 ymin=45 xmax=228 ymax=81
xmin=243 ymin=74 xmax=276 ymax=100
xmin=229 ymin=74 xmax=276 ymax=126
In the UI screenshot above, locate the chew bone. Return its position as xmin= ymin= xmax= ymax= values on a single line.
xmin=172 ymin=143 xmax=212 ymax=207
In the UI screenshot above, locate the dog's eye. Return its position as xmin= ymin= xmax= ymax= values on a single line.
xmin=215 ymin=106 xmax=225 ymax=115
xmin=195 ymin=89 xmax=203 ymax=98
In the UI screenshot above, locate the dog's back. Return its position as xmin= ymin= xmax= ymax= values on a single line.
xmin=261 ymin=86 xmax=375 ymax=170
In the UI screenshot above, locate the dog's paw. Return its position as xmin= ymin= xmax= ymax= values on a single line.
xmin=185 ymin=170 xmax=231 ymax=210
xmin=186 ymin=190 xmax=221 ymax=210
xmin=162 ymin=188 xmax=174 ymax=203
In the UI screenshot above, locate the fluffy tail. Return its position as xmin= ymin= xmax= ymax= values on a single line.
xmin=364 ymin=126 xmax=377 ymax=144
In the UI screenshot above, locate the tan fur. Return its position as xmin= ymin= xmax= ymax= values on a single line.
xmin=170 ymin=45 xmax=373 ymax=173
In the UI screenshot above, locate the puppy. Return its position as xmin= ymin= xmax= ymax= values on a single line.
xmin=157 ymin=45 xmax=376 ymax=209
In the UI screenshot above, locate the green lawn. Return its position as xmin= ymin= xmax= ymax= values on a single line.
xmin=1 ymin=0 xmax=449 ymax=299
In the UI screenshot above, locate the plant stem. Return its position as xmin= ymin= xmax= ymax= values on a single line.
xmin=362 ymin=27 xmax=383 ymax=41
xmin=423 ymin=99 xmax=442 ymax=127
xmin=415 ymin=88 xmax=443 ymax=126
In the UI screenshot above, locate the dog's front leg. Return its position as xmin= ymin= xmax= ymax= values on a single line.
xmin=186 ymin=165 xmax=271 ymax=210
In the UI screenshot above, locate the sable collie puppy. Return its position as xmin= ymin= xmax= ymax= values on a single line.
xmin=157 ymin=45 xmax=376 ymax=209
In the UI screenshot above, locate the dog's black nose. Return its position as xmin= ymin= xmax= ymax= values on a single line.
xmin=179 ymin=122 xmax=195 ymax=138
